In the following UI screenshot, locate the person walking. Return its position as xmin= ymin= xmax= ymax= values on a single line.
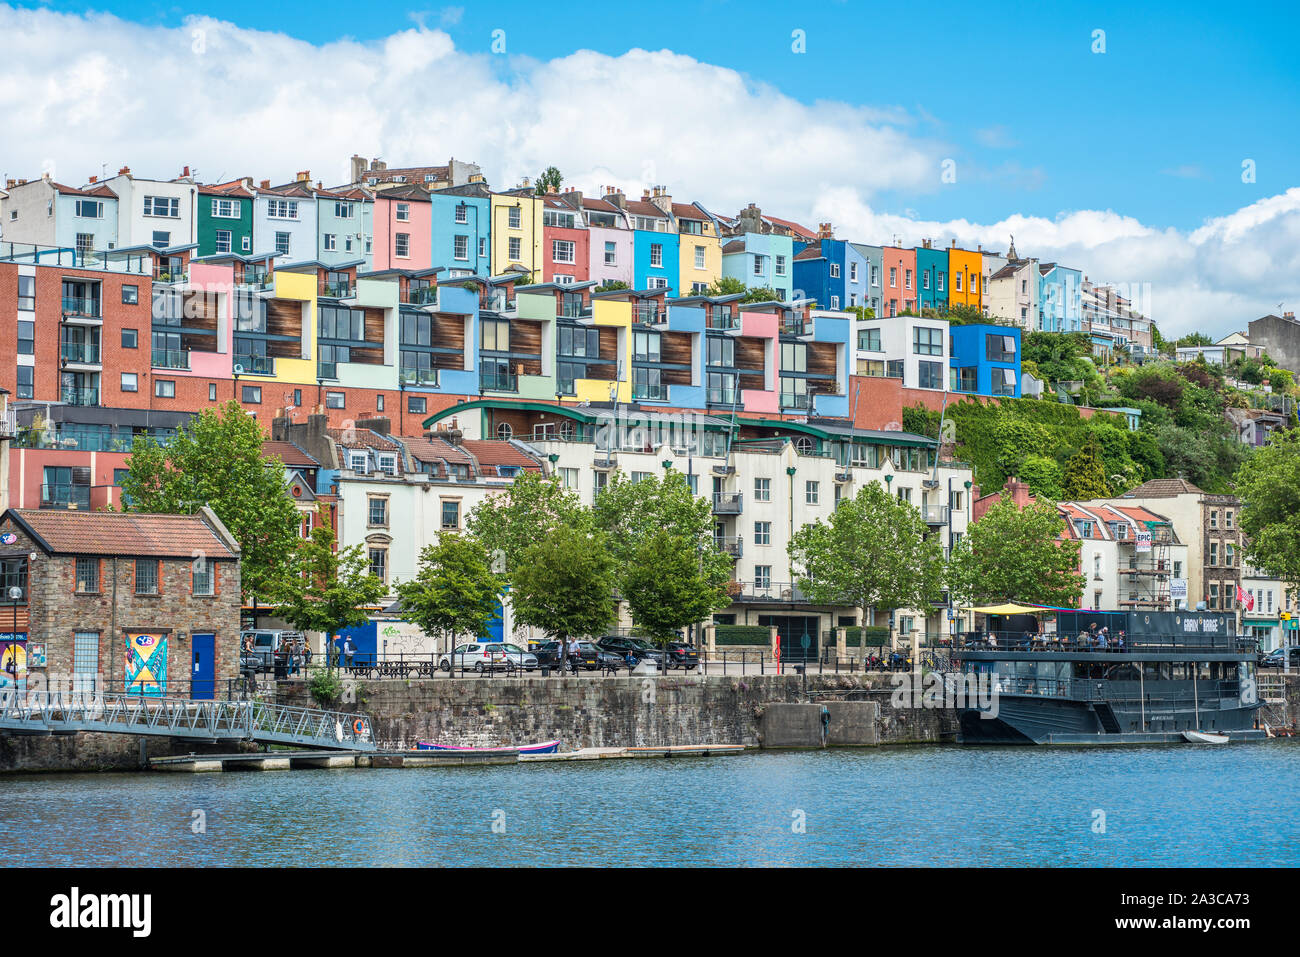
xmin=566 ymin=637 xmax=581 ymax=674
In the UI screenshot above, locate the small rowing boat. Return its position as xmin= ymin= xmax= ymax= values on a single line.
xmin=1182 ymin=730 xmax=1229 ymax=745
xmin=415 ymin=739 xmax=560 ymax=755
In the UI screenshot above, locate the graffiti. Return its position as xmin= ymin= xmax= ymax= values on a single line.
xmin=125 ymin=632 xmax=168 ymax=696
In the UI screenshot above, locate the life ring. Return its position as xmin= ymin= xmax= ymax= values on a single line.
xmin=353 ymin=718 xmax=368 ymax=736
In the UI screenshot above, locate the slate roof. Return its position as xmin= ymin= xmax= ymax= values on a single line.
xmin=1121 ymin=478 xmax=1204 ymax=497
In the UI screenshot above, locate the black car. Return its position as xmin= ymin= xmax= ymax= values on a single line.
xmin=663 ymin=642 xmax=700 ymax=671
xmin=596 ymin=635 xmax=665 ymax=666
xmin=533 ymin=640 xmax=601 ymax=671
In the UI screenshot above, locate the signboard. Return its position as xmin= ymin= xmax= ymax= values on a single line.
xmin=125 ymin=632 xmax=168 ymax=696
xmin=1170 ymin=578 xmax=1188 ymax=602
xmin=0 ymin=532 xmax=17 ymax=546
xmin=1135 ymin=530 xmax=1153 ymax=553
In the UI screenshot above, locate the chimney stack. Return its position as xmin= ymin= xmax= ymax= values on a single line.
xmin=4 ymin=179 xmax=14 ymax=189
xmin=296 ymin=170 xmax=311 ymax=184
xmin=260 ymin=179 xmax=271 ymax=189
xmin=119 ymin=166 xmax=131 ymax=176
xmin=818 ymin=222 xmax=833 ymax=239
xmin=182 ymin=165 xmax=190 ymax=177
xmin=88 ymin=175 xmax=97 ymax=184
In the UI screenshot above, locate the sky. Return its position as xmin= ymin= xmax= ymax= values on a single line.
xmin=2 ymin=0 xmax=1298 ymax=338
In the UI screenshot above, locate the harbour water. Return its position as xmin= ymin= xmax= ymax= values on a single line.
xmin=5 ymin=743 xmax=1298 ymax=867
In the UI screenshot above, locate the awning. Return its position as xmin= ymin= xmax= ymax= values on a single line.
xmin=965 ymin=603 xmax=1052 ymax=615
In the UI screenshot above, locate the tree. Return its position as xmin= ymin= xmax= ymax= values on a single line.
xmin=395 ymin=535 xmax=501 ymax=674
xmin=948 ymin=495 xmax=1084 ymax=608
xmin=1235 ymin=431 xmax=1300 ymax=601
xmin=465 ymin=471 xmax=591 ymax=585
xmin=705 ymin=276 xmax=747 ymax=297
xmin=622 ymin=531 xmax=732 ymax=642
xmin=1062 ymin=435 xmax=1110 ymax=499
xmin=1017 ymin=455 xmax=1065 ymax=500
xmin=272 ymin=515 xmax=386 ymax=666
xmin=596 ymin=279 xmax=630 ymax=291
xmin=510 ymin=526 xmax=617 ymax=652
xmin=788 ymin=482 xmax=945 ymax=659
xmin=1176 ymin=332 xmax=1213 ymax=348
xmin=118 ymin=400 xmax=300 ymax=603
xmin=535 ymin=166 xmax=562 ymax=195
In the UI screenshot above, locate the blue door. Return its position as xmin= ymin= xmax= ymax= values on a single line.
xmin=191 ymin=633 xmax=215 ymax=700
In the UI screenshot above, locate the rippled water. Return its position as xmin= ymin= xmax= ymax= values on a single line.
xmin=4 ymin=742 xmax=1298 ymax=867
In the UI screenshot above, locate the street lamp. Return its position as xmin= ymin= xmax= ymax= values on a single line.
xmin=6 ymin=585 xmax=22 ymax=699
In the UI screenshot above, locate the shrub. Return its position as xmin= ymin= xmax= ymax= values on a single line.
xmin=308 ymin=669 xmax=343 ymax=708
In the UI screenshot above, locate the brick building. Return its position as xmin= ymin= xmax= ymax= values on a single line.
xmin=0 ymin=506 xmax=241 ymax=698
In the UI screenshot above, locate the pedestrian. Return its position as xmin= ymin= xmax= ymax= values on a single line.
xmin=303 ymin=640 xmax=313 ymax=667
xmin=566 ymin=637 xmax=581 ymax=673
xmin=343 ymin=635 xmax=355 ymax=670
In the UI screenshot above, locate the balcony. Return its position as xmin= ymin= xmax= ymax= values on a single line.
xmin=41 ymin=484 xmax=91 ymax=510
xmin=633 ymin=383 xmax=668 ymax=401
xmin=153 ymin=265 xmax=189 ymax=285
xmin=634 ymin=304 xmax=667 ymax=326
xmin=559 ymin=302 xmax=593 ymax=320
xmin=728 ymin=580 xmax=809 ymax=603
xmin=319 ymin=280 xmax=354 ymax=299
xmin=781 ymin=318 xmax=811 ymax=337
xmin=60 ymin=387 xmax=99 ymax=407
xmin=317 ymin=361 xmax=338 ymax=380
xmin=60 ymin=342 xmax=101 ymax=365
xmin=713 ymin=535 xmax=743 ymax=559
xmin=400 ymin=367 xmax=440 ymax=387
xmin=920 ymin=504 xmax=950 ymax=526
xmin=405 ymin=286 xmax=438 ymax=307
xmin=152 ymin=348 xmax=190 ymax=370
xmin=485 ymin=294 xmax=515 ymax=314
xmin=707 ymin=388 xmax=740 ymax=406
xmin=480 ymin=371 xmax=518 ymax=393
xmin=234 ymin=355 xmax=275 ymax=376
xmin=241 ymin=271 xmax=273 ymax=291
xmin=712 ymin=492 xmax=743 ymax=514
xmin=780 ymin=393 xmax=811 ymax=411
xmin=706 ymin=310 xmax=740 ymax=331
xmin=61 ymin=296 xmax=102 ymax=319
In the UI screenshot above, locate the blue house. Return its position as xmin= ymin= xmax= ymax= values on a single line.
xmin=430 ymin=183 xmax=491 ymax=278
xmin=1037 ymin=263 xmax=1083 ymax=332
xmin=915 ymin=245 xmax=949 ymax=313
xmin=793 ymin=239 xmax=858 ymax=311
xmin=848 ymin=243 xmax=884 ymax=315
xmin=949 ymin=323 xmax=1021 ymax=397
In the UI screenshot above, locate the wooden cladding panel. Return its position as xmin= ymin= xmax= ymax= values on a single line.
xmin=266 ymin=299 xmax=303 ymax=338
xmin=511 ymin=320 xmax=543 ymax=357
xmin=661 ymin=331 xmax=694 ymax=368
xmin=432 ymin=314 xmax=465 ymax=353
xmin=362 ymin=308 xmax=386 ymax=346
xmin=735 ymin=336 xmax=767 ymax=372
xmin=597 ymin=327 xmax=620 ymax=361
xmin=807 ymin=341 xmax=839 ymax=379
xmin=180 ymin=292 xmax=219 ymax=333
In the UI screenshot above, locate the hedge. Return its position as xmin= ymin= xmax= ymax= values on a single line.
xmin=844 ymin=626 xmax=890 ymax=647
xmin=714 ymin=625 xmax=770 ymax=646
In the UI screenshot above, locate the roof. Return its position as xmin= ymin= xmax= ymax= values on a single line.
xmin=262 ymin=440 xmax=319 ymax=468
xmin=52 ymin=181 xmax=117 ymax=199
xmin=375 ymin=185 xmax=432 ymax=202
xmin=670 ymin=202 xmax=710 ymax=221
xmin=405 ymin=437 xmax=474 ymax=468
xmin=363 ymin=165 xmax=450 ymax=184
xmin=763 ymin=214 xmax=816 ymax=240
xmin=199 ymin=180 xmax=255 ymax=198
xmin=793 ymin=246 xmax=824 ymax=261
xmin=4 ymin=508 xmax=239 ymax=559
xmin=459 ymin=439 xmax=543 ymax=471
xmin=625 ymin=199 xmax=670 ymax=219
xmin=990 ymin=263 xmax=1021 ymax=281
xmin=261 ymin=182 xmax=316 ymax=199
xmin=329 ymin=427 xmax=401 ymax=452
xmin=1122 ymin=478 xmax=1204 ymax=497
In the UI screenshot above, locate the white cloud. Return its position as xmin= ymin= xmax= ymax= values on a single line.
xmin=0 ymin=5 xmax=1296 ymax=338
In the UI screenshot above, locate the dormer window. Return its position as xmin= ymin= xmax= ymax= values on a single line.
xmin=349 ymin=450 xmax=368 ymax=473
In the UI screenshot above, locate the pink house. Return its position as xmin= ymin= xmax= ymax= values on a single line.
xmin=880 ymin=246 xmax=917 ymax=316
xmin=185 ymin=260 xmax=236 ymax=378
xmin=738 ymin=308 xmax=779 ymax=413
xmin=371 ymin=186 xmax=432 ymax=272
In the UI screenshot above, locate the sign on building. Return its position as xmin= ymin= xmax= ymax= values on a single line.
xmin=1170 ymin=578 xmax=1188 ymax=602
xmin=1135 ymin=529 xmax=1153 ymax=553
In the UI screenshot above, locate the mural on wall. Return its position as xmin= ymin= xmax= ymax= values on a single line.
xmin=0 ymin=638 xmax=27 ymax=690
xmin=125 ymin=632 xmax=168 ymax=696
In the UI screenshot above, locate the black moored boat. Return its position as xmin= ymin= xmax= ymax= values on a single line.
xmin=955 ymin=610 xmax=1265 ymax=745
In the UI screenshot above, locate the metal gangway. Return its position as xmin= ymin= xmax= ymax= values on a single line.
xmin=0 ymin=689 xmax=375 ymax=751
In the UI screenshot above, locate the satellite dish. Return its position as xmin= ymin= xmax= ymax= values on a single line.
xmin=233 ymin=363 xmax=245 ymax=375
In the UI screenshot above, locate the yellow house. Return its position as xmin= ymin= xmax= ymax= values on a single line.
xmin=575 ymin=296 xmax=632 ymax=403
xmin=673 ymin=201 xmax=721 ymax=297
xmin=947 ymin=246 xmax=983 ymax=312
xmin=490 ymin=186 xmax=543 ymax=280
xmin=265 ymin=268 xmax=317 ymax=385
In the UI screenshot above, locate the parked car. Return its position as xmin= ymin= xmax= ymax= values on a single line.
xmin=581 ymin=641 xmax=630 ymax=672
xmin=1261 ymin=646 xmax=1300 ymax=669
xmin=532 ymin=640 xmax=604 ymax=672
xmin=596 ymin=635 xmax=665 ymax=666
xmin=662 ymin=641 xmax=700 ymax=671
xmin=500 ymin=643 xmax=539 ymax=671
xmin=438 ymin=643 xmax=523 ymax=673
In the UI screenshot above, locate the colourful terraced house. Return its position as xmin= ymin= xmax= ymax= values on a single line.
xmin=490 ymin=185 xmax=543 ymax=281
xmin=317 ymin=186 xmax=374 ymax=269
xmin=252 ymin=175 xmax=319 ymax=266
xmin=574 ymin=192 xmax=634 ymax=287
xmin=372 ymin=186 xmax=432 ymax=273
xmin=947 ymin=244 xmax=984 ymax=313
xmin=880 ymin=246 xmax=917 ymax=317
xmin=914 ymin=242 xmax=949 ymax=313
xmin=672 ymin=200 xmax=721 ymax=297
xmin=430 ymin=183 xmax=491 ymax=278
xmin=541 ymin=193 xmax=589 ymax=285
xmin=1037 ymin=262 xmax=1083 ymax=332
xmin=721 ymin=232 xmax=794 ymax=301
xmin=196 ymin=180 xmax=254 ymax=258
xmin=626 ymin=189 xmax=679 ymax=294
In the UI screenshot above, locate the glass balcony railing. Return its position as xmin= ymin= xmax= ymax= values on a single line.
xmin=706 ymin=310 xmax=740 ymax=330
xmin=320 ymin=280 xmax=354 ymax=299
xmin=406 ymin=286 xmax=438 ymax=306
xmin=485 ymin=294 xmax=515 ymax=313
xmin=317 ymin=361 xmax=338 ymax=380
xmin=634 ymin=305 xmax=667 ymax=325
xmin=60 ymin=342 xmax=101 ymax=364
xmin=61 ymin=296 xmax=101 ymax=318
xmin=712 ymin=492 xmax=743 ymax=514
xmin=480 ymin=371 xmax=518 ymax=392
xmin=780 ymin=393 xmax=811 ymax=410
xmin=781 ymin=318 xmax=811 ymax=337
xmin=234 ymin=355 xmax=275 ymax=375
xmin=152 ymin=349 xmax=190 ymax=370
xmin=400 ymin=367 xmax=439 ymax=387
xmin=41 ymin=484 xmax=91 ymax=509
xmin=153 ymin=265 xmax=188 ymax=284
xmin=241 ymin=271 xmax=273 ymax=290
xmin=707 ymin=388 xmax=740 ymax=406
xmin=633 ymin=383 xmax=668 ymax=401
xmin=559 ymin=302 xmax=592 ymax=320
xmin=60 ymin=387 xmax=99 ymax=407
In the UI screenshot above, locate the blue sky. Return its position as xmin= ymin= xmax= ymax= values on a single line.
xmin=14 ymin=0 xmax=1298 ymax=230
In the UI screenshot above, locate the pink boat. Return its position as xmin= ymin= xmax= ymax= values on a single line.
xmin=415 ymin=740 xmax=560 ymax=755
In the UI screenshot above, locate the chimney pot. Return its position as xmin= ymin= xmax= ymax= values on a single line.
xmin=119 ymin=166 xmax=131 ymax=176
xmin=183 ymin=165 xmax=190 ymax=177
xmin=88 ymin=175 xmax=97 ymax=184
xmin=260 ymin=180 xmax=270 ymax=189
xmin=4 ymin=179 xmax=14 ymax=189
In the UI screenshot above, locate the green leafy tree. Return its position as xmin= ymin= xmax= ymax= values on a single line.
xmin=596 ymin=279 xmax=630 ymax=291
xmin=1235 ymin=431 xmax=1300 ymax=601
xmin=1017 ymin=455 xmax=1065 ymax=500
xmin=1062 ymin=435 xmax=1110 ymax=499
xmin=395 ymin=535 xmax=502 ymax=672
xmin=535 ymin=166 xmax=562 ymax=194
xmin=273 ymin=515 xmax=386 ymax=666
xmin=948 ymin=496 xmax=1084 ymax=607
xmin=465 ymin=471 xmax=591 ymax=585
xmin=1176 ymin=332 xmax=1213 ymax=348
xmin=788 ymin=482 xmax=945 ymax=658
xmin=705 ymin=276 xmax=747 ymax=297
xmin=510 ymin=526 xmax=617 ymax=648
xmin=622 ymin=531 xmax=732 ymax=642
xmin=118 ymin=400 xmax=300 ymax=603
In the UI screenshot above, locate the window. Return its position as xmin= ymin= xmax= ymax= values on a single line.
xmin=134 ymin=559 xmax=159 ymax=595
xmin=266 ymin=199 xmax=299 ymax=219
xmin=913 ymin=326 xmax=943 ymax=356
xmin=754 ymin=477 xmax=771 ymax=502
xmin=905 ymin=269 xmax=912 ymax=290
xmin=368 ymin=497 xmax=388 ymax=526
xmin=155 ymin=379 xmax=175 ymax=398
xmin=323 ymin=234 xmax=337 ymax=252
xmin=18 ymin=320 xmax=34 ymax=354
xmin=508 ymin=237 xmax=522 ymax=261
xmin=754 ymin=522 xmax=771 ymax=546
xmin=336 ymin=201 xmax=355 ymax=219
xmin=143 ymin=195 xmax=179 ymax=218
xmin=650 ymin=243 xmax=663 ymax=268
xmin=1225 ymin=510 xmax=1234 ymax=529
xmin=806 ymin=481 xmax=819 ymax=505
xmin=192 ymin=558 xmax=214 ymax=596
xmin=559 ymin=467 xmax=579 ymax=490
xmin=242 ymin=236 xmax=252 ymax=252
xmin=889 ymin=267 xmax=897 ymax=288
xmin=937 ymin=273 xmax=945 ymax=292
xmin=775 ymin=255 xmax=786 ymax=276
xmin=377 ymin=454 xmax=397 ymax=476
xmin=830 ymin=263 xmax=840 ymax=278
xmin=376 ymin=395 xmax=384 ymax=412
xmin=858 ymin=328 xmax=881 ymax=352
xmin=830 ymin=296 xmax=840 ymax=309
xmin=954 ymin=272 xmax=962 ymax=291
xmin=694 ymin=246 xmax=706 ymax=270
xmin=479 ymin=238 xmax=487 ymax=258
xmin=121 ymin=284 xmax=139 ymax=306
xmin=275 ymin=232 xmax=290 ymax=255
xmin=604 ymin=241 xmax=617 ymax=266
xmin=215 ymin=230 xmax=232 ymax=254
xmin=755 ymin=566 xmax=772 ymax=590
xmin=75 ymin=558 xmax=100 ymax=593
xmin=395 ymin=233 xmax=410 ymax=258
xmin=326 ymin=392 xmax=345 ymax=409
xmin=121 ymin=373 xmax=138 ymax=392
xmin=553 ymin=240 xmax=575 ymax=264
xmin=152 ymin=230 xmax=170 ymax=249
xmin=75 ymin=199 xmax=104 ymax=219
xmin=508 ymin=206 xmax=522 ymax=229
xmin=917 ymin=361 xmax=942 ymax=390
xmin=454 ymin=205 xmax=469 ymax=225
xmin=407 ymin=395 xmax=427 ymax=414
xmin=1209 ymin=542 xmax=1219 ymax=565
xmin=368 ymin=548 xmax=387 ymax=584
xmin=17 ymin=275 xmax=35 ymax=310
xmin=454 ymin=235 xmax=469 ymax=260
xmin=1226 ymin=543 xmax=1235 ymax=567
xmin=441 ymin=500 xmax=461 ymax=530
xmin=986 ymin=334 xmax=1017 ymax=362
xmin=209 ymin=384 xmax=218 ymax=401
xmin=242 ymin=385 xmax=262 ymax=404
xmin=991 ymin=367 xmax=1016 ymax=396
xmin=16 ymin=366 xmax=33 ymax=399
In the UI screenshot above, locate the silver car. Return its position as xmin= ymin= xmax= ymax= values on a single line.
xmin=438 ymin=642 xmax=536 ymax=673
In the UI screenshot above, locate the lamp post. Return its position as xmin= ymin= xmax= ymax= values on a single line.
xmin=6 ymin=585 xmax=22 ymax=700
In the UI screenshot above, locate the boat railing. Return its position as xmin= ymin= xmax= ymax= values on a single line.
xmin=953 ymin=630 xmax=1254 ymax=654
xmin=981 ymin=674 xmax=1249 ymax=704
